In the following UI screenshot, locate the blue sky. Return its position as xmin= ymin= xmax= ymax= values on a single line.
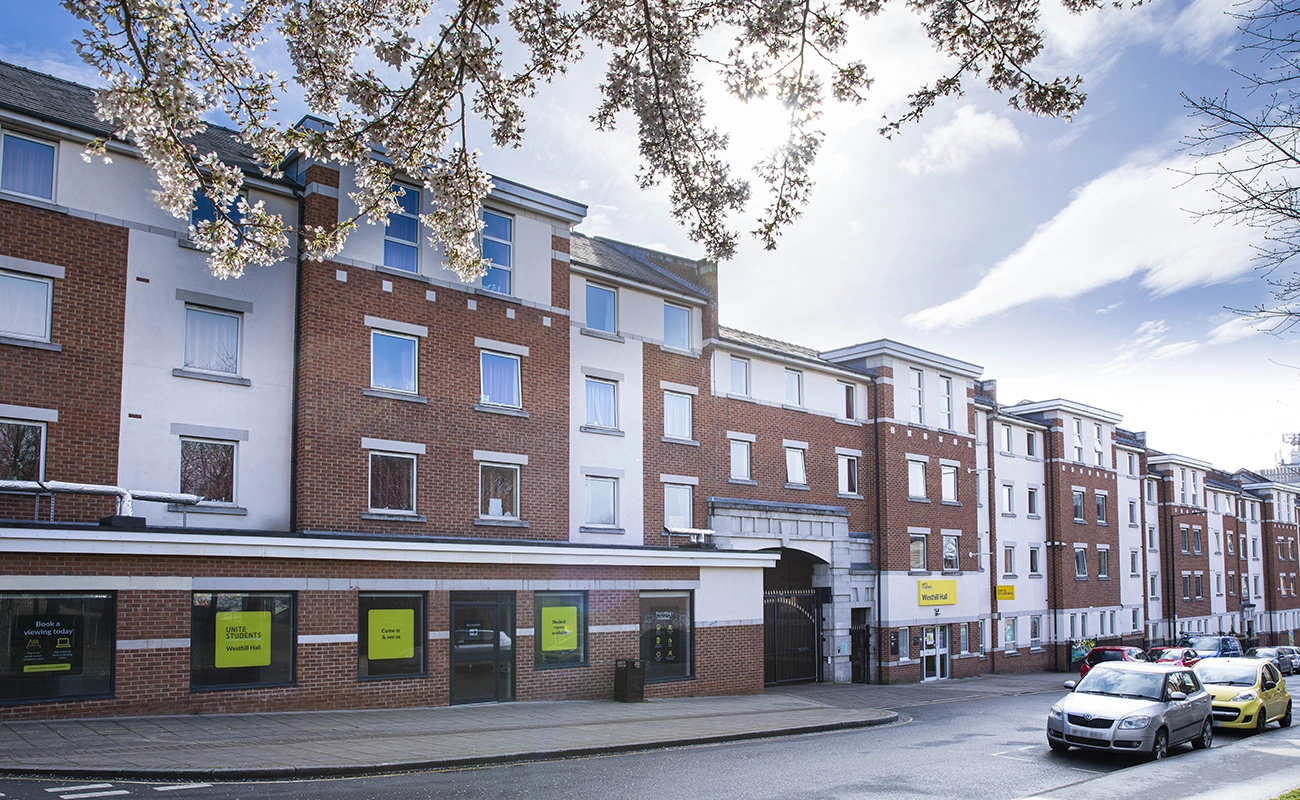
xmin=3 ymin=0 xmax=1296 ymax=471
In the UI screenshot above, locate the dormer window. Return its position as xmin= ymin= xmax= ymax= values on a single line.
xmin=0 ymin=131 xmax=55 ymax=201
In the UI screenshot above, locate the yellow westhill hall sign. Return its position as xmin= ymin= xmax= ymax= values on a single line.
xmin=918 ymin=580 xmax=956 ymax=606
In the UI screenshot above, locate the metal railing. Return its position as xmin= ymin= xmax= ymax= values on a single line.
xmin=0 ymin=480 xmax=202 ymax=525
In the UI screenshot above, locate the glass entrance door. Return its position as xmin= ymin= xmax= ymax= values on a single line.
xmin=450 ymin=592 xmax=515 ymax=704
xmin=921 ymin=625 xmax=949 ymax=681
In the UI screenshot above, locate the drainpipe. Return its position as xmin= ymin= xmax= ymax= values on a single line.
xmin=288 ymin=181 xmax=306 ymax=535
xmin=869 ymin=370 xmax=884 ymax=684
xmin=987 ymin=404 xmax=998 ymax=675
xmin=1046 ymin=422 xmax=1061 ymax=672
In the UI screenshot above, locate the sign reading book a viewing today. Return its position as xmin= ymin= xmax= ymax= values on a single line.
xmin=540 ymin=606 xmax=578 ymax=652
xmin=215 ymin=610 xmax=272 ymax=668
xmin=11 ymin=615 xmax=81 ymax=676
xmin=368 ymin=608 xmax=415 ymax=660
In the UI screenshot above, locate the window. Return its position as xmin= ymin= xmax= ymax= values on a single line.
xmin=838 ymin=455 xmax=858 ymax=495
xmin=536 ymin=592 xmax=587 ymax=668
xmin=1108 ymin=611 xmax=1116 ymax=635
xmin=0 ymin=270 xmax=52 ymax=342
xmin=359 ymin=592 xmax=426 ymax=679
xmin=909 ymin=369 xmax=924 ymax=424
xmin=664 ymin=392 xmax=692 ymax=440
xmin=785 ymin=369 xmax=803 ymax=406
xmin=663 ymin=303 xmax=690 ymax=350
xmin=190 ymin=190 xmax=241 ymax=231
xmin=1029 ymin=546 xmax=1041 ymax=575
xmin=1075 ymin=547 xmax=1088 ymax=578
xmin=1256 ymin=575 xmax=1262 ymax=596
xmin=1027 ymin=487 xmax=1039 ymax=516
xmin=941 ymin=465 xmax=957 ymax=503
xmin=1128 ymin=500 xmax=1138 ymax=525
xmin=939 ymin=377 xmax=953 ymax=429
xmin=371 ymin=330 xmax=417 ymax=394
xmin=1 ymin=419 xmax=44 ymax=480
xmin=1214 ymin=532 xmax=1221 ymax=554
xmin=1127 ymin=453 xmax=1137 ymax=475
xmin=1073 ymin=418 xmax=1083 ymax=461
xmin=1133 ymin=609 xmax=1140 ymax=631
xmin=1 ymin=592 xmax=114 ymax=702
xmin=1003 ymin=545 xmax=1016 ymax=576
xmin=1150 ymin=574 xmax=1159 ymax=596
xmin=664 ymin=483 xmax=692 ymax=529
xmin=1004 ymin=618 xmax=1017 ymax=652
xmin=586 ymin=284 xmax=617 ymax=333
xmin=999 ymin=424 xmax=1012 ymax=453
xmin=1094 ymin=423 xmax=1104 ymax=466
xmin=0 ymin=132 xmax=55 ymax=200
xmin=1002 ymin=484 xmax=1015 ymax=515
xmin=1228 ymin=535 xmax=1236 ymax=555
xmin=1081 ymin=614 xmax=1088 ymax=637
xmin=1180 ymin=469 xmax=1188 ymax=504
xmin=1130 ymin=550 xmax=1140 ymax=576
xmin=1192 ymin=527 xmax=1202 ymax=555
xmin=369 ymin=452 xmax=415 ymax=514
xmin=943 ymin=534 xmax=959 ymax=571
xmin=908 ymin=460 xmax=927 ymax=499
xmin=1181 ymin=526 xmax=1190 ymax=553
xmin=1195 ymin=574 xmax=1203 ymax=599
xmin=960 ymin=624 xmax=970 ymax=654
xmin=1147 ymin=481 xmax=1156 ymax=502
xmin=1026 ymin=431 xmax=1037 ymax=458
xmin=1073 ymin=490 xmax=1085 ymax=521
xmin=480 ymin=210 xmax=512 ymax=293
xmin=384 ymin=184 xmax=420 ymax=272
xmin=480 ymin=351 xmax=521 ymax=407
xmin=785 ymin=447 xmax=806 ymax=485
xmin=479 ymin=463 xmax=519 ymax=519
xmin=180 ymin=438 xmax=236 ymax=504
xmin=910 ymin=533 xmax=927 ymax=571
xmin=585 ymin=378 xmax=617 ymax=429
xmin=1070 ymin=614 xmax=1077 ymax=638
xmin=191 ymin=591 xmax=294 ymax=689
xmin=184 ymin=306 xmax=240 ymax=374
xmin=1253 ymin=537 xmax=1260 ymax=558
xmin=1098 ymin=549 xmax=1110 ymax=578
xmin=640 ymin=592 xmax=691 ymax=681
xmin=1215 ymin=573 xmax=1223 ymax=596
xmin=1095 ymin=494 xmax=1107 ymax=524
xmin=730 ymin=439 xmax=751 ymax=480
xmin=584 ymin=476 xmax=617 ymax=527
xmin=841 ymin=383 xmax=857 ymax=420
xmin=1149 ymin=526 xmax=1157 ymax=549
xmin=1023 ymin=616 xmax=1040 ymax=649
xmin=730 ymin=356 xmax=750 ymax=395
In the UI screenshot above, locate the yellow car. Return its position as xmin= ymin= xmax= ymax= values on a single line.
xmin=1194 ymin=657 xmax=1293 ymax=733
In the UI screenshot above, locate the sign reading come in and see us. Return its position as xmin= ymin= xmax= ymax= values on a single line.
xmin=368 ymin=608 xmax=415 ymax=660
xmin=215 ymin=611 xmax=272 ymax=668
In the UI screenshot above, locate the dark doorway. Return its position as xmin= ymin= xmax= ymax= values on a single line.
xmin=449 ymin=592 xmax=515 ymax=704
xmin=851 ymin=607 xmax=871 ymax=683
xmin=762 ymin=548 xmax=828 ymax=685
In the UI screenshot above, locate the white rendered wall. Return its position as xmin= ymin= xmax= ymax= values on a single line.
xmin=696 ymin=567 xmax=764 ymax=624
xmin=887 ymin=359 xmax=971 ymax=436
xmin=991 ymin=436 xmax=1050 ymax=632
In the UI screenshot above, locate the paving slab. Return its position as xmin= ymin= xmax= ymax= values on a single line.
xmin=0 ymin=692 xmax=896 ymax=781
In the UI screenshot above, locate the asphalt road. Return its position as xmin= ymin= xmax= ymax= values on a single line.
xmin=0 ymin=683 xmax=1284 ymax=800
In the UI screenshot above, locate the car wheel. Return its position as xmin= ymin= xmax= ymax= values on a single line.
xmin=1048 ymin=739 xmax=1070 ymax=753
xmin=1192 ymin=718 xmax=1213 ymax=750
xmin=1255 ymin=708 xmax=1269 ymax=735
xmin=1282 ymin=702 xmax=1293 ymax=729
xmin=1150 ymin=728 xmax=1169 ymax=762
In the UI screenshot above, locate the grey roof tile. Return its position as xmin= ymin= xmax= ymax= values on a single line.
xmin=569 ymin=234 xmax=709 ymax=299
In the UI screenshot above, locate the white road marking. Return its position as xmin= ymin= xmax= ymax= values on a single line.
xmin=990 ymin=750 xmax=1035 ymax=762
xmin=152 ymin=786 xmax=212 ymax=793
xmin=46 ymin=788 xmax=113 ymax=794
xmin=59 ymin=792 xmax=131 ymax=800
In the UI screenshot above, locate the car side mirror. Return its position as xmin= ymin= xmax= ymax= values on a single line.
xmin=1169 ymin=691 xmax=1188 ymax=702
xmin=1064 ymin=680 xmax=1077 ymax=690
xmin=1265 ymin=680 xmax=1278 ymax=691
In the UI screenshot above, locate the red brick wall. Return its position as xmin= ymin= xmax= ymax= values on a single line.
xmin=642 ymin=344 xmax=712 ymax=535
xmin=877 ymin=423 xmax=979 ymax=572
xmin=0 ymin=198 xmax=127 ymax=522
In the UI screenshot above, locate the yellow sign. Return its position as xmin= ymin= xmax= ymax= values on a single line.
xmin=368 ymin=608 xmax=415 ymax=660
xmin=541 ymin=606 xmax=578 ymax=652
xmin=215 ymin=610 xmax=272 ymax=668
xmin=996 ymin=585 xmax=1016 ymax=601
xmin=918 ymin=580 xmax=956 ymax=606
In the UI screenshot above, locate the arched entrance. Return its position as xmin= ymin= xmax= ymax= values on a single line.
xmin=763 ymin=548 xmax=830 ymax=684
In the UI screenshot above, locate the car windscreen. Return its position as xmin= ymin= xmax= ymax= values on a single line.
xmin=1183 ymin=636 xmax=1222 ymax=654
xmin=1086 ymin=650 xmax=1124 ymax=665
xmin=1195 ymin=661 xmax=1257 ymax=686
xmin=1247 ymin=648 xmax=1278 ymax=658
xmin=1075 ymin=668 xmax=1164 ymax=700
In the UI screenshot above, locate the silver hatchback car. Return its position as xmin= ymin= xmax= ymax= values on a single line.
xmin=1047 ymin=662 xmax=1214 ymax=760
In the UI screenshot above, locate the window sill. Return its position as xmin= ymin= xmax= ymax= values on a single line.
xmin=781 ymin=403 xmax=808 ymax=413
xmin=172 ymin=367 xmax=251 ymax=387
xmin=1027 ymin=514 xmax=1042 ymax=520
xmin=1098 ymin=576 xmax=1112 ymax=581
xmin=362 ymin=512 xmax=427 ymax=522
xmin=0 ymin=334 xmax=61 ymax=352
xmin=1129 ymin=523 xmax=1140 ymax=528
xmin=942 ymin=570 xmax=963 ymax=576
xmin=1026 ymin=456 xmax=1041 ymax=463
xmin=1029 ymin=573 xmax=1043 ymax=579
xmin=835 ymin=417 xmax=862 ymax=427
xmin=728 ymin=478 xmax=757 ymax=486
xmin=725 ymin=392 xmax=757 ymax=403
xmin=168 ymin=503 xmax=247 ymax=515
xmin=1001 ymin=513 xmax=1016 ymax=518
xmin=578 ymin=525 xmax=625 ymax=534
xmin=1073 ymin=519 xmax=1088 ymax=525
xmin=784 ymin=482 xmax=810 ymax=491
xmin=1075 ymin=575 xmax=1089 ymax=581
xmin=838 ymin=492 xmax=864 ymax=500
xmin=1030 ymin=647 xmax=1046 ymax=654
xmin=941 ymin=500 xmax=962 ymax=507
xmin=908 ymin=570 xmax=932 ymax=577
xmin=363 ymin=387 xmax=428 ymax=404
xmin=659 ymin=344 xmax=698 ymax=358
xmin=580 ymin=327 xmax=625 ymax=343
xmin=178 ymin=237 xmax=203 ymax=252
xmin=661 ymin=436 xmax=700 ymax=447
xmin=474 ymin=517 xmax=530 ymax=528
xmin=580 ymin=425 xmax=625 ymax=437
xmin=1002 ymin=650 xmax=1020 ymax=657
xmin=1097 ymin=522 xmax=1110 ymax=527
xmin=377 ymin=263 xmax=432 ymax=283
xmin=1003 ymin=574 xmax=1017 ymax=580
xmin=474 ymin=286 xmax=519 ymax=302
xmin=908 ymin=497 xmax=931 ymax=504
xmin=474 ymin=403 xmax=529 ymax=418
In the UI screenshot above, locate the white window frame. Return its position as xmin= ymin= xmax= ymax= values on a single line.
xmin=999 ymin=424 xmax=1012 ymax=453
xmin=664 ymin=483 xmax=693 ymax=530
xmin=184 ymin=305 xmax=242 ymax=376
xmin=1003 ymin=545 xmax=1016 ymax=576
xmin=1029 ymin=545 xmax=1041 ymax=575
xmin=1002 ymin=484 xmax=1015 ymax=515
xmin=1095 ymin=492 xmax=1108 ymax=524
xmin=663 ymin=302 xmax=691 ymax=350
xmin=730 ymin=439 xmax=751 ymax=480
xmin=1128 ymin=499 xmax=1138 ymax=525
xmin=663 ymin=391 xmax=693 ymax=440
xmin=367 ymin=450 xmax=416 ymax=515
xmin=939 ymin=376 xmax=953 ymax=429
xmin=0 ymin=417 xmax=47 ymax=481
xmin=1130 ymin=549 xmax=1140 ymax=577
xmin=585 ymin=283 xmax=618 ymax=333
xmin=838 ymin=454 xmax=858 ymax=495
xmin=584 ymin=377 xmax=618 ymax=429
xmin=383 ymin=183 xmax=420 ymax=273
xmin=840 ymin=382 xmax=856 ymax=420
xmin=910 ymin=533 xmax=927 ymax=571
xmin=909 ymin=369 xmax=924 ymax=425
xmin=1073 ymin=490 xmax=1085 ymax=521
xmin=480 ymin=208 xmax=513 ymax=293
xmin=1073 ymin=418 xmax=1083 ymax=462
xmin=1004 ymin=617 xmax=1017 ymax=653
xmin=785 ymin=446 xmax=807 ymax=486
xmin=479 ymin=350 xmax=522 ymax=408
xmin=1026 ymin=431 xmax=1037 ymax=458
xmin=784 ymin=369 xmax=803 ymax=406
xmin=1098 ymin=547 xmax=1110 ymax=579
xmin=478 ymin=461 xmax=521 ymax=520
xmin=1030 ymin=616 xmax=1042 ymax=648
xmin=0 ymin=269 xmax=53 ymax=342
xmin=1094 ymin=422 xmax=1104 ymax=466
xmin=908 ymin=459 xmax=927 ymax=499
xmin=730 ymin=356 xmax=750 ymax=396
xmin=370 ymin=329 xmax=418 ymax=394
xmin=940 ymin=465 xmax=957 ymax=503
xmin=0 ymin=130 xmax=57 ymax=201
xmin=584 ymin=475 xmax=618 ymax=527
xmin=1075 ymin=547 xmax=1088 ymax=579
xmin=180 ymin=436 xmax=238 ymax=505
xmin=1027 ymin=486 xmax=1038 ymax=516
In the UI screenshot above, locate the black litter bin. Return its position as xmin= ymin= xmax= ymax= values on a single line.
xmin=613 ymin=658 xmax=645 ymax=702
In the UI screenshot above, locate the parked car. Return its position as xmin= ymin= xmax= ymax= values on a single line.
xmin=1194 ymin=657 xmax=1292 ymax=734
xmin=1179 ymin=635 xmax=1244 ymax=659
xmin=1148 ymin=646 xmax=1201 ymax=667
xmin=1047 ymin=662 xmax=1213 ymax=760
xmin=1246 ymin=646 xmax=1294 ymax=676
xmin=1080 ymin=646 xmax=1150 ymax=678
xmin=1278 ymin=646 xmax=1300 ymax=674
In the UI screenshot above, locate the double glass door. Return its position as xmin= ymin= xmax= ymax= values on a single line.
xmin=450 ymin=592 xmax=515 ymax=704
xmin=921 ymin=625 xmax=949 ymax=681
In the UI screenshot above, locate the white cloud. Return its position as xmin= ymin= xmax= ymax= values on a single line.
xmin=904 ymin=154 xmax=1261 ymax=330
xmin=898 ymin=105 xmax=1024 ymax=175
xmin=1099 ymin=313 xmax=1272 ymax=374
xmin=1039 ymin=0 xmax=1241 ymax=73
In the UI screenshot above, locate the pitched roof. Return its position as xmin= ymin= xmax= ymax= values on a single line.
xmin=719 ymin=326 xmax=822 ymax=361
xmin=569 ymin=234 xmax=709 ymax=299
xmin=0 ymin=60 xmax=271 ymax=179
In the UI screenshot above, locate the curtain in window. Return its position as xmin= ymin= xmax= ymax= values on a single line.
xmin=664 ymin=485 xmax=691 ymax=529
xmin=0 ymin=422 xmax=42 ymax=480
xmin=180 ymin=440 xmax=235 ymax=503
xmin=1 ymin=135 xmax=55 ymax=199
xmin=786 ymin=448 xmax=805 ymax=484
xmin=369 ymin=453 xmax=413 ymax=511
xmin=185 ymin=308 xmax=239 ymax=373
xmin=664 ymin=393 xmax=690 ymax=439
xmin=585 ymin=477 xmax=615 ymax=525
xmin=480 ymin=352 xmax=520 ymax=406
xmin=586 ymin=380 xmax=616 ymax=427
xmin=663 ymin=304 xmax=689 ymax=349
xmin=0 ymin=273 xmax=49 ymax=339
xmin=480 ymin=464 xmax=518 ymax=517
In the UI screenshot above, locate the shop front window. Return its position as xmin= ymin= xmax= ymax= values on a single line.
xmin=1 ymin=592 xmax=115 ymax=703
xmin=359 ymin=592 xmax=426 ymax=679
xmin=640 ymin=591 xmax=692 ymax=681
xmin=190 ymin=592 xmax=294 ymax=690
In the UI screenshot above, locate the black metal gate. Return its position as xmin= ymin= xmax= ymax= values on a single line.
xmin=764 ymin=589 xmax=822 ymax=684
